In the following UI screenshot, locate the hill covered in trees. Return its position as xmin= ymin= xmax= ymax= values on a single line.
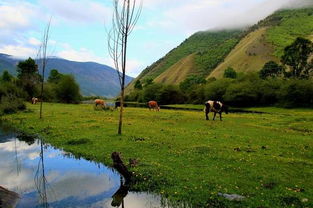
xmin=0 ymin=54 xmax=133 ymax=97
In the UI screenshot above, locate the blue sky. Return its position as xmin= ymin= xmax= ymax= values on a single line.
xmin=0 ymin=0 xmax=305 ymax=77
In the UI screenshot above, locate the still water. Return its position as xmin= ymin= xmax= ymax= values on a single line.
xmin=0 ymin=128 xmax=168 ymax=208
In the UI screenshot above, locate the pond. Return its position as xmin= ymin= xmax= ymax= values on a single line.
xmin=0 ymin=126 xmax=170 ymax=208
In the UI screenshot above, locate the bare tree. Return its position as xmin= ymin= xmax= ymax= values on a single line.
xmin=37 ymin=19 xmax=52 ymax=119
xmin=108 ymin=0 xmax=143 ymax=135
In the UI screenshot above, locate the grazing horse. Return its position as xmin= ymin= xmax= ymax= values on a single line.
xmin=148 ymin=101 xmax=160 ymax=111
xmin=204 ymin=100 xmax=228 ymax=121
xmin=95 ymin=99 xmax=106 ymax=107
xmin=31 ymin=97 xmax=38 ymax=104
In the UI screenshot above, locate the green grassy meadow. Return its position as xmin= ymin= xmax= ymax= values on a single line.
xmin=2 ymin=103 xmax=313 ymax=207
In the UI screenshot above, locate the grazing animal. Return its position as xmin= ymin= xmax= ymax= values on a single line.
xmin=115 ymin=101 xmax=127 ymax=109
xmin=94 ymin=99 xmax=106 ymax=107
xmin=148 ymin=101 xmax=160 ymax=111
xmin=31 ymin=97 xmax=38 ymax=104
xmin=204 ymin=100 xmax=228 ymax=121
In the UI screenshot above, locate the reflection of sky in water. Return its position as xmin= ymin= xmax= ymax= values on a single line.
xmin=0 ymin=131 xmax=169 ymax=208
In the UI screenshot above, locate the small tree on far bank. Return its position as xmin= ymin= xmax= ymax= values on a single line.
xmin=48 ymin=69 xmax=63 ymax=83
xmin=179 ymin=75 xmax=207 ymax=91
xmin=108 ymin=0 xmax=143 ymax=135
xmin=259 ymin=61 xmax=284 ymax=79
xmin=134 ymin=79 xmax=143 ymax=90
xmin=281 ymin=37 xmax=313 ymax=78
xmin=1 ymin=70 xmax=14 ymax=82
xmin=17 ymin=57 xmax=40 ymax=99
xmin=223 ymin=67 xmax=237 ymax=79
xmin=54 ymin=75 xmax=81 ymax=103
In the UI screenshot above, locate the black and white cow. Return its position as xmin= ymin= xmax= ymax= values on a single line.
xmin=204 ymin=100 xmax=229 ymax=121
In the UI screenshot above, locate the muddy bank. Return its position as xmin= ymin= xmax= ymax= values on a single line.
xmin=0 ymin=186 xmax=19 ymax=208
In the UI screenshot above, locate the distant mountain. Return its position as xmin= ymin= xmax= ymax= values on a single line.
xmin=126 ymin=7 xmax=313 ymax=91
xmin=0 ymin=54 xmax=133 ymax=97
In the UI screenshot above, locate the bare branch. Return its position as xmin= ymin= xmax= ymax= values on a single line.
xmin=107 ymin=0 xmax=143 ymax=135
xmin=38 ymin=17 xmax=52 ymax=119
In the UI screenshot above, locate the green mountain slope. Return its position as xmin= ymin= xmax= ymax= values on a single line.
xmin=127 ymin=7 xmax=313 ymax=90
xmin=128 ymin=30 xmax=242 ymax=87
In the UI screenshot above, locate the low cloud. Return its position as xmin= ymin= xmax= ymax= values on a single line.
xmin=57 ymin=47 xmax=107 ymax=63
xmin=146 ymin=0 xmax=313 ymax=34
xmin=0 ymin=45 xmax=37 ymax=58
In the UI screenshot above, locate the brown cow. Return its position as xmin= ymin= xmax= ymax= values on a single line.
xmin=31 ymin=97 xmax=38 ymax=104
xmin=148 ymin=101 xmax=160 ymax=111
xmin=95 ymin=99 xmax=106 ymax=107
xmin=204 ymin=100 xmax=228 ymax=121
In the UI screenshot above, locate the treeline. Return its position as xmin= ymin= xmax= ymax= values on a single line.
xmin=126 ymin=74 xmax=313 ymax=107
xmin=127 ymin=37 xmax=313 ymax=108
xmin=0 ymin=57 xmax=81 ymax=115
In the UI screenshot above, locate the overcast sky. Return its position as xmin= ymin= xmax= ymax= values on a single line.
xmin=0 ymin=0 xmax=311 ymax=77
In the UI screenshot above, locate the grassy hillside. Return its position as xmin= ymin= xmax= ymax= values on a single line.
xmin=154 ymin=54 xmax=197 ymax=84
xmin=209 ymin=27 xmax=279 ymax=78
xmin=133 ymin=30 xmax=242 ymax=84
xmin=127 ymin=7 xmax=313 ymax=89
xmin=266 ymin=8 xmax=313 ymax=57
xmin=210 ymin=7 xmax=313 ymax=78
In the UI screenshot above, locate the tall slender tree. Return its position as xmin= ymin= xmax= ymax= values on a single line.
xmin=108 ymin=0 xmax=143 ymax=135
xmin=37 ymin=19 xmax=52 ymax=119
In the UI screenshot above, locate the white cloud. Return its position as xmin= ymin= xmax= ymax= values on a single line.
xmin=57 ymin=47 xmax=107 ymax=64
xmin=57 ymin=46 xmax=144 ymax=76
xmin=125 ymin=59 xmax=146 ymax=77
xmin=0 ymin=45 xmax=37 ymax=58
xmin=39 ymin=0 xmax=112 ymax=24
xmin=0 ymin=1 xmax=44 ymax=55
xmin=28 ymin=37 xmax=41 ymax=46
xmin=0 ymin=3 xmax=38 ymax=31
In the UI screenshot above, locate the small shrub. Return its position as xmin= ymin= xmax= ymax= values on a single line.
xmin=223 ymin=67 xmax=237 ymax=79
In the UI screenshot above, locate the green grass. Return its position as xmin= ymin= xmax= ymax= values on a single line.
xmin=162 ymin=104 xmax=204 ymax=110
xmin=2 ymin=103 xmax=313 ymax=207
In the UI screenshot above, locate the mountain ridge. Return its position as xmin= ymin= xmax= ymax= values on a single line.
xmin=0 ymin=54 xmax=133 ymax=97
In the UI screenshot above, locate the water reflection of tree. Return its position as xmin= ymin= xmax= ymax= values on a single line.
xmin=34 ymin=139 xmax=50 ymax=208
xmin=111 ymin=177 xmax=129 ymax=208
xmin=14 ymin=138 xmax=21 ymax=176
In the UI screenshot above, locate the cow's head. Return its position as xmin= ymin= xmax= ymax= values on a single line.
xmin=222 ymin=104 xmax=229 ymax=114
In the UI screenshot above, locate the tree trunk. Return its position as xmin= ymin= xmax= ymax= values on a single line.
xmin=117 ymin=0 xmax=130 ymax=135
